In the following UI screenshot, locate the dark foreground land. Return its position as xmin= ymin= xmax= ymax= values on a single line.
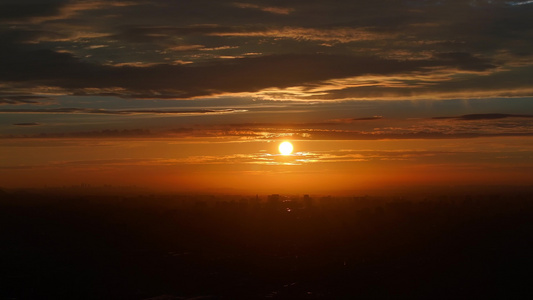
xmin=1 ymin=189 xmax=533 ymax=299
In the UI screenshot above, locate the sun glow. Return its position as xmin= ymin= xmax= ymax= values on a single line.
xmin=279 ymin=141 xmax=293 ymax=155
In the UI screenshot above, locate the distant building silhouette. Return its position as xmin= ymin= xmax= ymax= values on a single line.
xmin=267 ymin=194 xmax=281 ymax=209
xmin=303 ymin=194 xmax=313 ymax=208
xmin=268 ymin=194 xmax=280 ymax=203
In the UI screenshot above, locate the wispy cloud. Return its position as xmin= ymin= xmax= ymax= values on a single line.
xmin=506 ymin=1 xmax=533 ymax=6
xmin=433 ymin=113 xmax=533 ymax=120
xmin=4 ymin=114 xmax=532 ymax=140
xmin=12 ymin=122 xmax=40 ymax=126
xmin=352 ymin=116 xmax=384 ymax=121
xmin=2 ymin=149 xmax=447 ymax=169
xmin=0 ymin=44 xmax=498 ymax=100
xmin=233 ymin=2 xmax=294 ymax=15
xmin=0 ymin=107 xmax=247 ymax=115
xmin=0 ymin=95 xmax=55 ymax=105
xmin=210 ymin=26 xmax=396 ymax=43
xmin=23 ymin=1 xmax=140 ymax=24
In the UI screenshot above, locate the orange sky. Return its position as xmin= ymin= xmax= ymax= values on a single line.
xmin=2 ymin=136 xmax=532 ymax=194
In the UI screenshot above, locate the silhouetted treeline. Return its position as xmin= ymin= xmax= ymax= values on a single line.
xmin=1 ymin=190 xmax=532 ymax=299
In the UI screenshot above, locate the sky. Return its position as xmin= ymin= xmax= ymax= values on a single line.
xmin=1 ymin=0 xmax=533 ymax=194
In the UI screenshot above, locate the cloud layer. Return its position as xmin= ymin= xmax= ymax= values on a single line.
xmin=1 ymin=0 xmax=533 ymax=101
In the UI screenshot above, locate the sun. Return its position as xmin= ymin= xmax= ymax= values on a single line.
xmin=279 ymin=141 xmax=293 ymax=155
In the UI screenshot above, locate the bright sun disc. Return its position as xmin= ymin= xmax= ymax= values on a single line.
xmin=279 ymin=141 xmax=293 ymax=155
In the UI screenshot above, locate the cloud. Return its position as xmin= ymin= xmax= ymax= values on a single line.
xmin=110 ymin=25 xmax=244 ymax=44
xmin=352 ymin=116 xmax=384 ymax=121
xmin=168 ymin=45 xmax=206 ymax=52
xmin=3 ymin=129 xmax=153 ymax=139
xmin=0 ymin=107 xmax=246 ymax=115
xmin=110 ymin=25 xmax=397 ymax=45
xmin=433 ymin=113 xmax=533 ymax=120
xmin=0 ymin=28 xmax=109 ymax=46
xmin=12 ymin=122 xmax=40 ymax=126
xmin=1 ymin=0 xmax=533 ymax=101
xmin=0 ymin=0 xmax=67 ymax=21
xmin=11 ymin=147 xmax=525 ymax=171
xmin=17 ymin=149 xmax=449 ymax=168
xmin=507 ymin=1 xmax=533 ymax=6
xmin=0 ymin=95 xmax=54 ymax=105
xmin=21 ymin=1 xmax=139 ymax=24
xmin=3 ymin=120 xmax=533 ymax=140
xmin=233 ymin=2 xmax=294 ymax=15
xmin=433 ymin=52 xmax=496 ymax=72
xmin=214 ymin=117 xmax=384 ymax=128
xmin=0 ymin=40 xmax=498 ymax=99
xmin=288 ymin=130 xmax=533 ymax=140
xmin=286 ymin=64 xmax=533 ymax=101
xmin=210 ymin=26 xmax=396 ymax=43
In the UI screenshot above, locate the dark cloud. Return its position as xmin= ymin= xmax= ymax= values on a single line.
xmin=0 ymin=95 xmax=53 ymax=105
xmin=433 ymin=52 xmax=496 ymax=72
xmin=0 ymin=29 xmax=68 ymax=44
xmin=0 ymin=36 xmax=498 ymax=99
xmin=1 ymin=129 xmax=152 ymax=139
xmin=0 ymin=0 xmax=532 ymax=101
xmin=0 ymin=0 xmax=67 ymax=21
xmin=12 ymin=122 xmax=40 ymax=126
xmin=0 ymin=107 xmax=244 ymax=115
xmin=219 ymin=117 xmax=385 ymax=128
xmin=219 ymin=122 xmax=337 ymax=128
xmin=110 ymin=25 xmax=245 ymax=44
xmin=353 ymin=116 xmax=383 ymax=121
xmin=5 ymin=126 xmax=533 ymax=140
xmin=301 ymin=63 xmax=533 ymax=101
xmin=433 ymin=114 xmax=533 ymax=120
xmin=295 ymin=131 xmax=533 ymax=140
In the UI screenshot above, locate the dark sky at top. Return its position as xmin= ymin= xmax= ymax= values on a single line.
xmin=1 ymin=0 xmax=533 ymax=102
